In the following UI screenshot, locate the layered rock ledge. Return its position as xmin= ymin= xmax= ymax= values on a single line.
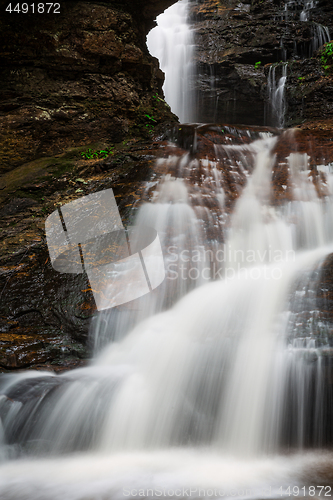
xmin=0 ymin=0 xmax=179 ymax=370
xmin=189 ymin=0 xmax=333 ymax=126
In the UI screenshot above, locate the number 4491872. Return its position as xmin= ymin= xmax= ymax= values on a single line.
xmin=5 ymin=3 xmax=60 ymax=13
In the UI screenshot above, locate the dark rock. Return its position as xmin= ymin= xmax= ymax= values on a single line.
xmin=188 ymin=0 xmax=333 ymax=126
xmin=0 ymin=0 xmax=180 ymax=370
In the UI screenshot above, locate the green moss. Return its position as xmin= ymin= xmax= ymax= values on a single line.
xmin=0 ymin=155 xmax=78 ymax=205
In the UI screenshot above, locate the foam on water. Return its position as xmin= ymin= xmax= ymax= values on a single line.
xmin=0 ymin=135 xmax=333 ymax=499
xmin=1 ymin=2 xmax=333 ymax=496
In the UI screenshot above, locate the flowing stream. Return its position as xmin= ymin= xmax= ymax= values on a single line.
xmin=0 ymin=3 xmax=333 ymax=500
xmin=0 ymin=127 xmax=332 ymax=498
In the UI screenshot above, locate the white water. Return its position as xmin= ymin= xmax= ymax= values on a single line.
xmin=0 ymin=450 xmax=332 ymax=500
xmin=282 ymin=0 xmax=330 ymax=56
xmin=282 ymin=0 xmax=316 ymax=21
xmin=267 ymin=65 xmax=288 ymax=128
xmin=0 ymin=132 xmax=333 ymax=497
xmin=147 ymin=0 xmax=195 ymax=122
xmin=300 ymin=0 xmax=316 ymax=21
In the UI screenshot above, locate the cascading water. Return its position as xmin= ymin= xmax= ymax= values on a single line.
xmin=270 ymin=0 xmax=330 ymax=126
xmin=1 ymin=3 xmax=333 ymax=499
xmin=269 ymin=0 xmax=331 ymax=125
xmin=0 ymin=125 xmax=333 ymax=497
xmin=300 ymin=1 xmax=316 ymax=21
xmin=281 ymin=0 xmax=330 ymax=57
xmin=147 ymin=0 xmax=195 ymax=122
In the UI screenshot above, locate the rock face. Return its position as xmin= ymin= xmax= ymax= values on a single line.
xmin=189 ymin=0 xmax=333 ymax=127
xmin=1 ymin=0 xmax=333 ymax=371
xmin=0 ymin=0 xmax=178 ymax=370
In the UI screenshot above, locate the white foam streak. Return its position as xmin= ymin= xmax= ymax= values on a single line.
xmin=0 ymin=450 xmax=331 ymax=500
xmin=1 ymin=134 xmax=333 ymax=496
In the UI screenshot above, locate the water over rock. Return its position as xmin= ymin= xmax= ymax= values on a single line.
xmin=0 ymin=0 xmax=179 ymax=370
xmin=1 ymin=0 xmax=333 ymax=374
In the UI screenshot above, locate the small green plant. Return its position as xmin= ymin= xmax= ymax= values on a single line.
xmin=80 ymin=147 xmax=114 ymax=160
xmin=144 ymin=114 xmax=157 ymax=123
xmin=254 ymin=61 xmax=262 ymax=69
xmin=321 ymin=42 xmax=333 ymax=74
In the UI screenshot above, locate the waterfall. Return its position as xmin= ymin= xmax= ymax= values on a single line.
xmin=0 ymin=128 xmax=333 ymax=496
xmin=147 ymin=0 xmax=195 ymax=122
xmin=1 ymin=2 xmax=333 ymax=498
xmin=267 ymin=64 xmax=288 ymax=128
xmin=282 ymin=0 xmax=316 ymax=21
xmin=281 ymin=0 xmax=330 ymax=56
xmin=300 ymin=0 xmax=316 ymax=21
xmin=272 ymin=0 xmax=330 ymax=126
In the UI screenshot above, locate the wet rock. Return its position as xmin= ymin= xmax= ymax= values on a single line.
xmin=0 ymin=136 xmax=171 ymax=371
xmin=0 ymin=198 xmax=38 ymax=217
xmin=189 ymin=0 xmax=333 ymax=126
xmin=0 ymin=0 xmax=181 ymax=371
xmin=284 ymin=55 xmax=333 ymax=126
